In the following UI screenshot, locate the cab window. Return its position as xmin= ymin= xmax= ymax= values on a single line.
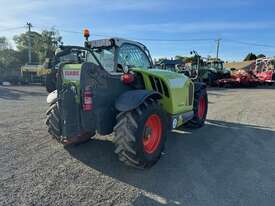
xmin=117 ymin=44 xmax=150 ymax=70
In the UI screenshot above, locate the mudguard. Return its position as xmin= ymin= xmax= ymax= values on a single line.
xmin=194 ymin=82 xmax=207 ymax=92
xmin=46 ymin=90 xmax=57 ymax=105
xmin=115 ymin=90 xmax=161 ymax=112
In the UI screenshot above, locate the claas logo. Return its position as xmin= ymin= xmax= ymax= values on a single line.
xmin=64 ymin=70 xmax=80 ymax=76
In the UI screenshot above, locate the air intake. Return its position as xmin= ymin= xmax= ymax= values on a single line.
xmin=149 ymin=76 xmax=169 ymax=98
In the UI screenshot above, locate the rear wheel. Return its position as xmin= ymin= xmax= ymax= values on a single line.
xmin=189 ymin=87 xmax=208 ymax=128
xmin=45 ymin=71 xmax=57 ymax=93
xmin=45 ymin=103 xmax=92 ymax=145
xmin=46 ymin=102 xmax=62 ymax=140
xmin=114 ymin=98 xmax=167 ymax=168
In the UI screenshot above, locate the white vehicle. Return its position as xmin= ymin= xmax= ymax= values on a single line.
xmin=2 ymin=81 xmax=11 ymax=86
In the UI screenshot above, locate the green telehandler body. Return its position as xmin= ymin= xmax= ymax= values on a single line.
xmin=45 ymin=35 xmax=208 ymax=168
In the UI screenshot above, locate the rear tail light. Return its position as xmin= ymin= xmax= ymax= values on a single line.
xmin=121 ymin=73 xmax=135 ymax=84
xmin=83 ymin=86 xmax=93 ymax=111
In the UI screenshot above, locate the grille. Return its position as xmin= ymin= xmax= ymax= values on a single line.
xmin=188 ymin=83 xmax=194 ymax=105
xmin=149 ymin=76 xmax=170 ymax=97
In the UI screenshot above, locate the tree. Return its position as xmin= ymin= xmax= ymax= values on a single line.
xmin=175 ymin=55 xmax=185 ymax=61
xmin=0 ymin=37 xmax=10 ymax=50
xmin=13 ymin=28 xmax=62 ymax=64
xmin=257 ymin=54 xmax=266 ymax=59
xmin=244 ymin=53 xmax=257 ymax=61
xmin=0 ymin=49 xmax=22 ymax=75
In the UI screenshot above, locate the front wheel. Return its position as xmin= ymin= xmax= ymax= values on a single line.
xmin=45 ymin=71 xmax=57 ymax=93
xmin=46 ymin=102 xmax=62 ymax=140
xmin=45 ymin=102 xmax=92 ymax=145
xmin=114 ymin=98 xmax=167 ymax=168
xmin=189 ymin=87 xmax=208 ymax=128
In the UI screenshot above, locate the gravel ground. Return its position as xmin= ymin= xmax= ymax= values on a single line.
xmin=0 ymin=85 xmax=275 ymax=206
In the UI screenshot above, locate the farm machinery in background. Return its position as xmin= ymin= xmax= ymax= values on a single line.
xmin=216 ymin=70 xmax=260 ymax=87
xmin=163 ymin=52 xmax=231 ymax=86
xmin=199 ymin=58 xmax=231 ymax=86
xmin=216 ymin=57 xmax=275 ymax=87
xmin=0 ymin=64 xmax=50 ymax=86
xmin=156 ymin=53 xmax=275 ymax=88
xmin=20 ymin=64 xmax=50 ymax=85
xmin=254 ymin=57 xmax=275 ymax=86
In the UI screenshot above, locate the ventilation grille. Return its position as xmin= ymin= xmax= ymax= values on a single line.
xmin=188 ymin=83 xmax=194 ymax=105
xmin=149 ymin=76 xmax=170 ymax=97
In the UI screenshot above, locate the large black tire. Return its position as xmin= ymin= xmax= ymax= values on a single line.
xmin=189 ymin=87 xmax=208 ymax=128
xmin=45 ymin=72 xmax=57 ymax=93
xmin=45 ymin=102 xmax=92 ymax=145
xmin=114 ymin=98 xmax=167 ymax=168
xmin=208 ymin=72 xmax=217 ymax=86
xmin=46 ymin=102 xmax=62 ymax=140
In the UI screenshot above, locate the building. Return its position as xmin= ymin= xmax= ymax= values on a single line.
xmin=224 ymin=60 xmax=256 ymax=71
xmin=157 ymin=59 xmax=184 ymax=72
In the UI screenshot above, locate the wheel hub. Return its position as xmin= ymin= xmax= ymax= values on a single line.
xmin=143 ymin=114 xmax=162 ymax=154
xmin=198 ymin=96 xmax=206 ymax=119
xmin=144 ymin=127 xmax=152 ymax=141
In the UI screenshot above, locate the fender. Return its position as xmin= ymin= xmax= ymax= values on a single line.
xmin=46 ymin=90 xmax=57 ymax=105
xmin=115 ymin=90 xmax=161 ymax=112
xmin=194 ymin=82 xmax=206 ymax=92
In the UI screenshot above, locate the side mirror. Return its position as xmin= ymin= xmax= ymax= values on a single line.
xmin=117 ymin=64 xmax=129 ymax=73
xmin=123 ymin=64 xmax=129 ymax=73
xmin=43 ymin=58 xmax=50 ymax=69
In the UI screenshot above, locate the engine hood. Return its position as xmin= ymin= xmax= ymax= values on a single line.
xmin=132 ymin=67 xmax=193 ymax=114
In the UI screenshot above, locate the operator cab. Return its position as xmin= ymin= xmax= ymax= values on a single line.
xmin=84 ymin=37 xmax=154 ymax=73
xmin=207 ymin=60 xmax=224 ymax=71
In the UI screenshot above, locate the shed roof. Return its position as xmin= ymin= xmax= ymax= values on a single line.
xmin=224 ymin=60 xmax=255 ymax=70
xmin=160 ymin=59 xmax=183 ymax=65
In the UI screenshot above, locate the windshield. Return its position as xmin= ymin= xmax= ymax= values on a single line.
xmin=208 ymin=62 xmax=223 ymax=70
xmin=52 ymin=49 xmax=87 ymax=69
xmin=87 ymin=47 xmax=114 ymax=72
xmin=118 ymin=44 xmax=151 ymax=69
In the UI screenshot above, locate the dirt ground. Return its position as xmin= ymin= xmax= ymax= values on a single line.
xmin=1 ymin=85 xmax=275 ymax=206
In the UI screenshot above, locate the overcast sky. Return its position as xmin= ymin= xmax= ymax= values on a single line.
xmin=0 ymin=0 xmax=275 ymax=60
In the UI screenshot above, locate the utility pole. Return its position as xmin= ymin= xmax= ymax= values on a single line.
xmin=26 ymin=22 xmax=32 ymax=65
xmin=216 ymin=38 xmax=221 ymax=60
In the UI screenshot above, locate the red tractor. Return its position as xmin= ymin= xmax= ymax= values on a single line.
xmin=255 ymin=58 xmax=275 ymax=86
xmin=216 ymin=70 xmax=259 ymax=87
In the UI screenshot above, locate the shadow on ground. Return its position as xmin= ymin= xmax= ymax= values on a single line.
xmin=65 ymin=120 xmax=275 ymax=205
xmin=208 ymin=84 xmax=275 ymax=91
xmin=0 ymin=86 xmax=45 ymax=100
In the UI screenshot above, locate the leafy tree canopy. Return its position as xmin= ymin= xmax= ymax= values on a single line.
xmin=13 ymin=28 xmax=62 ymax=64
xmin=244 ymin=53 xmax=257 ymax=61
xmin=256 ymin=54 xmax=266 ymax=59
xmin=0 ymin=37 xmax=10 ymax=50
xmin=0 ymin=29 xmax=62 ymax=78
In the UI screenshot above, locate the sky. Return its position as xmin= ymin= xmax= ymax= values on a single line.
xmin=0 ymin=0 xmax=275 ymax=61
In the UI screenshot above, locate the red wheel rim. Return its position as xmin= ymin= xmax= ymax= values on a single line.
xmin=143 ymin=114 xmax=162 ymax=154
xmin=198 ymin=96 xmax=206 ymax=119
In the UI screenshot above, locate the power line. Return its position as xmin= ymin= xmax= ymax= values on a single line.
xmin=0 ymin=26 xmax=25 ymax=32
xmin=56 ymin=28 xmax=216 ymax=42
xmin=34 ymin=24 xmax=275 ymax=48
xmin=216 ymin=38 xmax=221 ymax=59
xmin=27 ymin=22 xmax=33 ymax=64
xmin=224 ymin=38 xmax=275 ymax=48
xmin=130 ymin=37 xmax=216 ymax=42
xmin=56 ymin=27 xmax=275 ymax=48
xmin=3 ymin=24 xmax=275 ymax=51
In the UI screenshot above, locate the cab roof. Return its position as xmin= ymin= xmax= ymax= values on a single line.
xmin=86 ymin=38 xmax=146 ymax=49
